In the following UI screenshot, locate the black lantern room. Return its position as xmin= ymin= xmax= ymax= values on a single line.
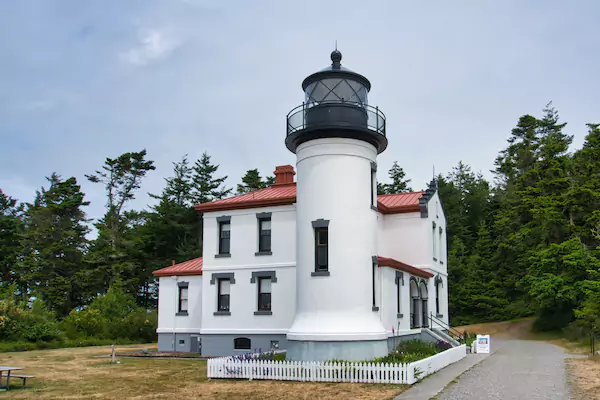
xmin=285 ymin=50 xmax=387 ymax=154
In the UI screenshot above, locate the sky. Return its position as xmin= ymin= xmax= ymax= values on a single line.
xmin=1 ymin=0 xmax=599 ymax=232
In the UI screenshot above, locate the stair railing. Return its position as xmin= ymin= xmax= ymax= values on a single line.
xmin=429 ymin=312 xmax=465 ymax=344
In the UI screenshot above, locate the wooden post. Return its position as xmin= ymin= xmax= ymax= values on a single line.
xmin=111 ymin=344 xmax=116 ymax=364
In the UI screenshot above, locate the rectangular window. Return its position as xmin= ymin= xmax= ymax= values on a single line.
xmin=438 ymin=228 xmax=443 ymax=261
xmin=258 ymin=277 xmax=272 ymax=311
xmin=432 ymin=223 xmax=437 ymax=260
xmin=370 ymin=162 xmax=377 ymax=209
xmin=178 ymin=286 xmax=189 ymax=313
xmin=258 ymin=218 xmax=271 ymax=252
xmin=219 ymin=221 xmax=231 ymax=255
xmin=372 ymin=261 xmax=376 ymax=308
xmin=397 ymin=278 xmax=401 ymax=314
xmin=217 ymin=278 xmax=230 ymax=312
xmin=314 ymin=227 xmax=328 ymax=271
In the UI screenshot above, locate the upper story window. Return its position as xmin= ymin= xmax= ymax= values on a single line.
xmin=438 ymin=226 xmax=443 ymax=262
xmin=177 ymin=282 xmax=189 ymax=315
xmin=432 ymin=221 xmax=437 ymax=261
xmin=218 ymin=220 xmax=231 ymax=255
xmin=370 ymin=162 xmax=377 ymax=210
xmin=315 ymin=228 xmax=328 ymax=271
xmin=218 ymin=278 xmax=230 ymax=312
xmin=256 ymin=212 xmax=272 ymax=255
xmin=311 ymin=219 xmax=330 ymax=276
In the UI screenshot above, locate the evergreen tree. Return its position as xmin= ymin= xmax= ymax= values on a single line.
xmin=0 ymin=190 xmax=24 ymax=287
xmin=85 ymin=150 xmax=155 ymax=299
xmin=378 ymin=161 xmax=412 ymax=194
xmin=237 ymin=168 xmax=270 ymax=194
xmin=191 ymin=152 xmax=232 ymax=204
xmin=21 ymin=174 xmax=90 ymax=316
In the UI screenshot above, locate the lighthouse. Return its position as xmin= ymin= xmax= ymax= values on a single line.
xmin=285 ymin=49 xmax=389 ymax=361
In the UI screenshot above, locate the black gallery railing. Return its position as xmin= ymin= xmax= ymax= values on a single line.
xmin=286 ymin=101 xmax=386 ymax=137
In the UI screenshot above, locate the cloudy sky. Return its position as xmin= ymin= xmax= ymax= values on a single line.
xmin=1 ymin=0 xmax=599 ymax=229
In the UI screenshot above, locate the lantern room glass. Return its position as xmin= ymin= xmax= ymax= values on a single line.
xmin=305 ymin=78 xmax=368 ymax=107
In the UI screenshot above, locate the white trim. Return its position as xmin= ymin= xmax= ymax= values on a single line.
xmin=286 ymin=332 xmax=389 ymax=341
xmin=203 ymin=262 xmax=296 ymax=272
xmin=200 ymin=328 xmax=290 ymax=335
xmin=157 ymin=328 xmax=201 ymax=334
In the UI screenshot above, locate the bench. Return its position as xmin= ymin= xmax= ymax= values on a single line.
xmin=7 ymin=374 xmax=36 ymax=387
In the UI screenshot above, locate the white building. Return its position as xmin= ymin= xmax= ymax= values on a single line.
xmin=153 ymin=50 xmax=449 ymax=361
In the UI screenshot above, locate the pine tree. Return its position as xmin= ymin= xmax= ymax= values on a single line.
xmin=21 ymin=174 xmax=90 ymax=316
xmin=0 ymin=190 xmax=24 ymax=287
xmin=191 ymin=152 xmax=232 ymax=204
xmin=378 ymin=161 xmax=412 ymax=194
xmin=236 ymin=169 xmax=270 ymax=194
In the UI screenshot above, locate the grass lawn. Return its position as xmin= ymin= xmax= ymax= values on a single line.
xmin=0 ymin=344 xmax=408 ymax=399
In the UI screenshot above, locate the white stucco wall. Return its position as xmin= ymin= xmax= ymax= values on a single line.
xmin=201 ymin=205 xmax=297 ymax=335
xmin=288 ymin=138 xmax=387 ymax=342
xmin=156 ymin=275 xmax=203 ymax=334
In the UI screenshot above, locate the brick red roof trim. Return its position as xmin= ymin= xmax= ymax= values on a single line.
xmin=377 ymin=256 xmax=434 ymax=278
xmin=194 ymin=186 xmax=423 ymax=214
xmin=153 ymin=257 xmax=203 ymax=277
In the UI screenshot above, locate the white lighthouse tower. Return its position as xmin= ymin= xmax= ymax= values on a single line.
xmin=285 ymin=50 xmax=389 ymax=361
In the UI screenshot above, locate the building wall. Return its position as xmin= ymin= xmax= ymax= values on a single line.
xmin=378 ymin=212 xmax=428 ymax=267
xmin=201 ymin=334 xmax=288 ymax=357
xmin=288 ymin=138 xmax=387 ymax=346
xmin=156 ymin=275 xmax=203 ymax=335
xmin=201 ymin=205 xmax=297 ymax=338
xmin=378 ymin=266 xmax=414 ymax=335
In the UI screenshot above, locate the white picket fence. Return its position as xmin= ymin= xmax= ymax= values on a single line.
xmin=207 ymin=344 xmax=466 ymax=385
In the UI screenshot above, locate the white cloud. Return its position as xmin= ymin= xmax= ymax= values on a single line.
xmin=121 ymin=29 xmax=179 ymax=67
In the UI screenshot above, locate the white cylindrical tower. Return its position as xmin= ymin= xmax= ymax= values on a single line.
xmin=285 ymin=50 xmax=389 ymax=361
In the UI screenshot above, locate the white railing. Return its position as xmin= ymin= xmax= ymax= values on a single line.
xmin=207 ymin=344 xmax=466 ymax=385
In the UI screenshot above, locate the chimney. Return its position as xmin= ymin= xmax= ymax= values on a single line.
xmin=273 ymin=165 xmax=295 ymax=185
xmin=172 ymin=260 xmax=176 ymax=266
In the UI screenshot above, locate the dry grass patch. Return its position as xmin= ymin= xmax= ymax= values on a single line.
xmin=567 ymin=356 xmax=600 ymax=400
xmin=1 ymin=345 xmax=406 ymax=399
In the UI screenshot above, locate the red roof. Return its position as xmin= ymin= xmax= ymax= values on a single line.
xmin=153 ymin=257 xmax=203 ymax=277
xmin=378 ymin=256 xmax=434 ymax=278
xmin=194 ymin=185 xmax=423 ymax=214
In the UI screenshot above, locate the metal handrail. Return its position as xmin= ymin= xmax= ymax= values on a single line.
xmin=429 ymin=312 xmax=465 ymax=343
xmin=286 ymin=100 xmax=386 ymax=137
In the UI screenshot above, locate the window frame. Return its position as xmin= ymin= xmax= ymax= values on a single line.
xmin=256 ymin=212 xmax=272 ymax=255
xmin=210 ymin=272 xmax=235 ymax=316
xmin=311 ymin=219 xmax=330 ymax=276
xmin=251 ymin=271 xmax=277 ymax=315
xmin=217 ymin=278 xmax=230 ymax=313
xmin=370 ymin=162 xmax=378 ymax=211
xmin=215 ymin=216 xmax=231 ymax=258
xmin=371 ymin=256 xmax=379 ymax=311
xmin=233 ymin=337 xmax=251 ymax=350
xmin=176 ymin=282 xmax=189 ymax=316
xmin=432 ymin=221 xmax=437 ymax=262
xmin=257 ymin=277 xmax=272 ymax=312
xmin=395 ymin=271 xmax=404 ymax=318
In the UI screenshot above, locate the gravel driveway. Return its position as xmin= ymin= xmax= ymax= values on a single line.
xmin=436 ymin=339 xmax=573 ymax=400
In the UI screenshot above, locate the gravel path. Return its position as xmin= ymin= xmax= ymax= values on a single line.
xmin=436 ymin=339 xmax=573 ymax=400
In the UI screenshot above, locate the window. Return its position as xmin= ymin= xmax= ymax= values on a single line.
xmin=217 ymin=278 xmax=230 ymax=312
xmin=177 ymin=282 xmax=189 ymax=315
xmin=432 ymin=221 xmax=437 ymax=261
xmin=179 ymin=339 xmax=185 ymax=345
xmin=258 ymin=277 xmax=272 ymax=311
xmin=258 ymin=218 xmax=271 ymax=253
xmin=234 ymin=337 xmax=251 ymax=350
xmin=438 ymin=226 xmax=443 ymax=262
xmin=218 ymin=220 xmax=231 ymax=255
xmin=270 ymin=340 xmax=279 ymax=350
xmin=315 ymin=228 xmax=328 ymax=271
xmin=370 ymin=162 xmax=377 ymax=210
xmin=178 ymin=286 xmax=188 ymax=313
xmin=435 ymin=275 xmax=443 ymax=316
xmin=372 ymin=259 xmax=378 ymax=311
xmin=395 ymin=271 xmax=403 ymax=318
xmin=312 ymin=219 xmax=330 ymax=275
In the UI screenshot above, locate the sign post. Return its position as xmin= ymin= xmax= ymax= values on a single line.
xmin=475 ymin=334 xmax=490 ymax=353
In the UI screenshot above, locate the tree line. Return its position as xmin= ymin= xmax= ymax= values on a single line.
xmin=1 ymin=101 xmax=598 ymax=349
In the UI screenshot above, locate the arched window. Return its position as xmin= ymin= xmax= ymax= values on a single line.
xmin=410 ymin=278 xmax=420 ymax=328
xmin=420 ymin=280 xmax=429 ymax=328
xmin=234 ymin=337 xmax=251 ymax=350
